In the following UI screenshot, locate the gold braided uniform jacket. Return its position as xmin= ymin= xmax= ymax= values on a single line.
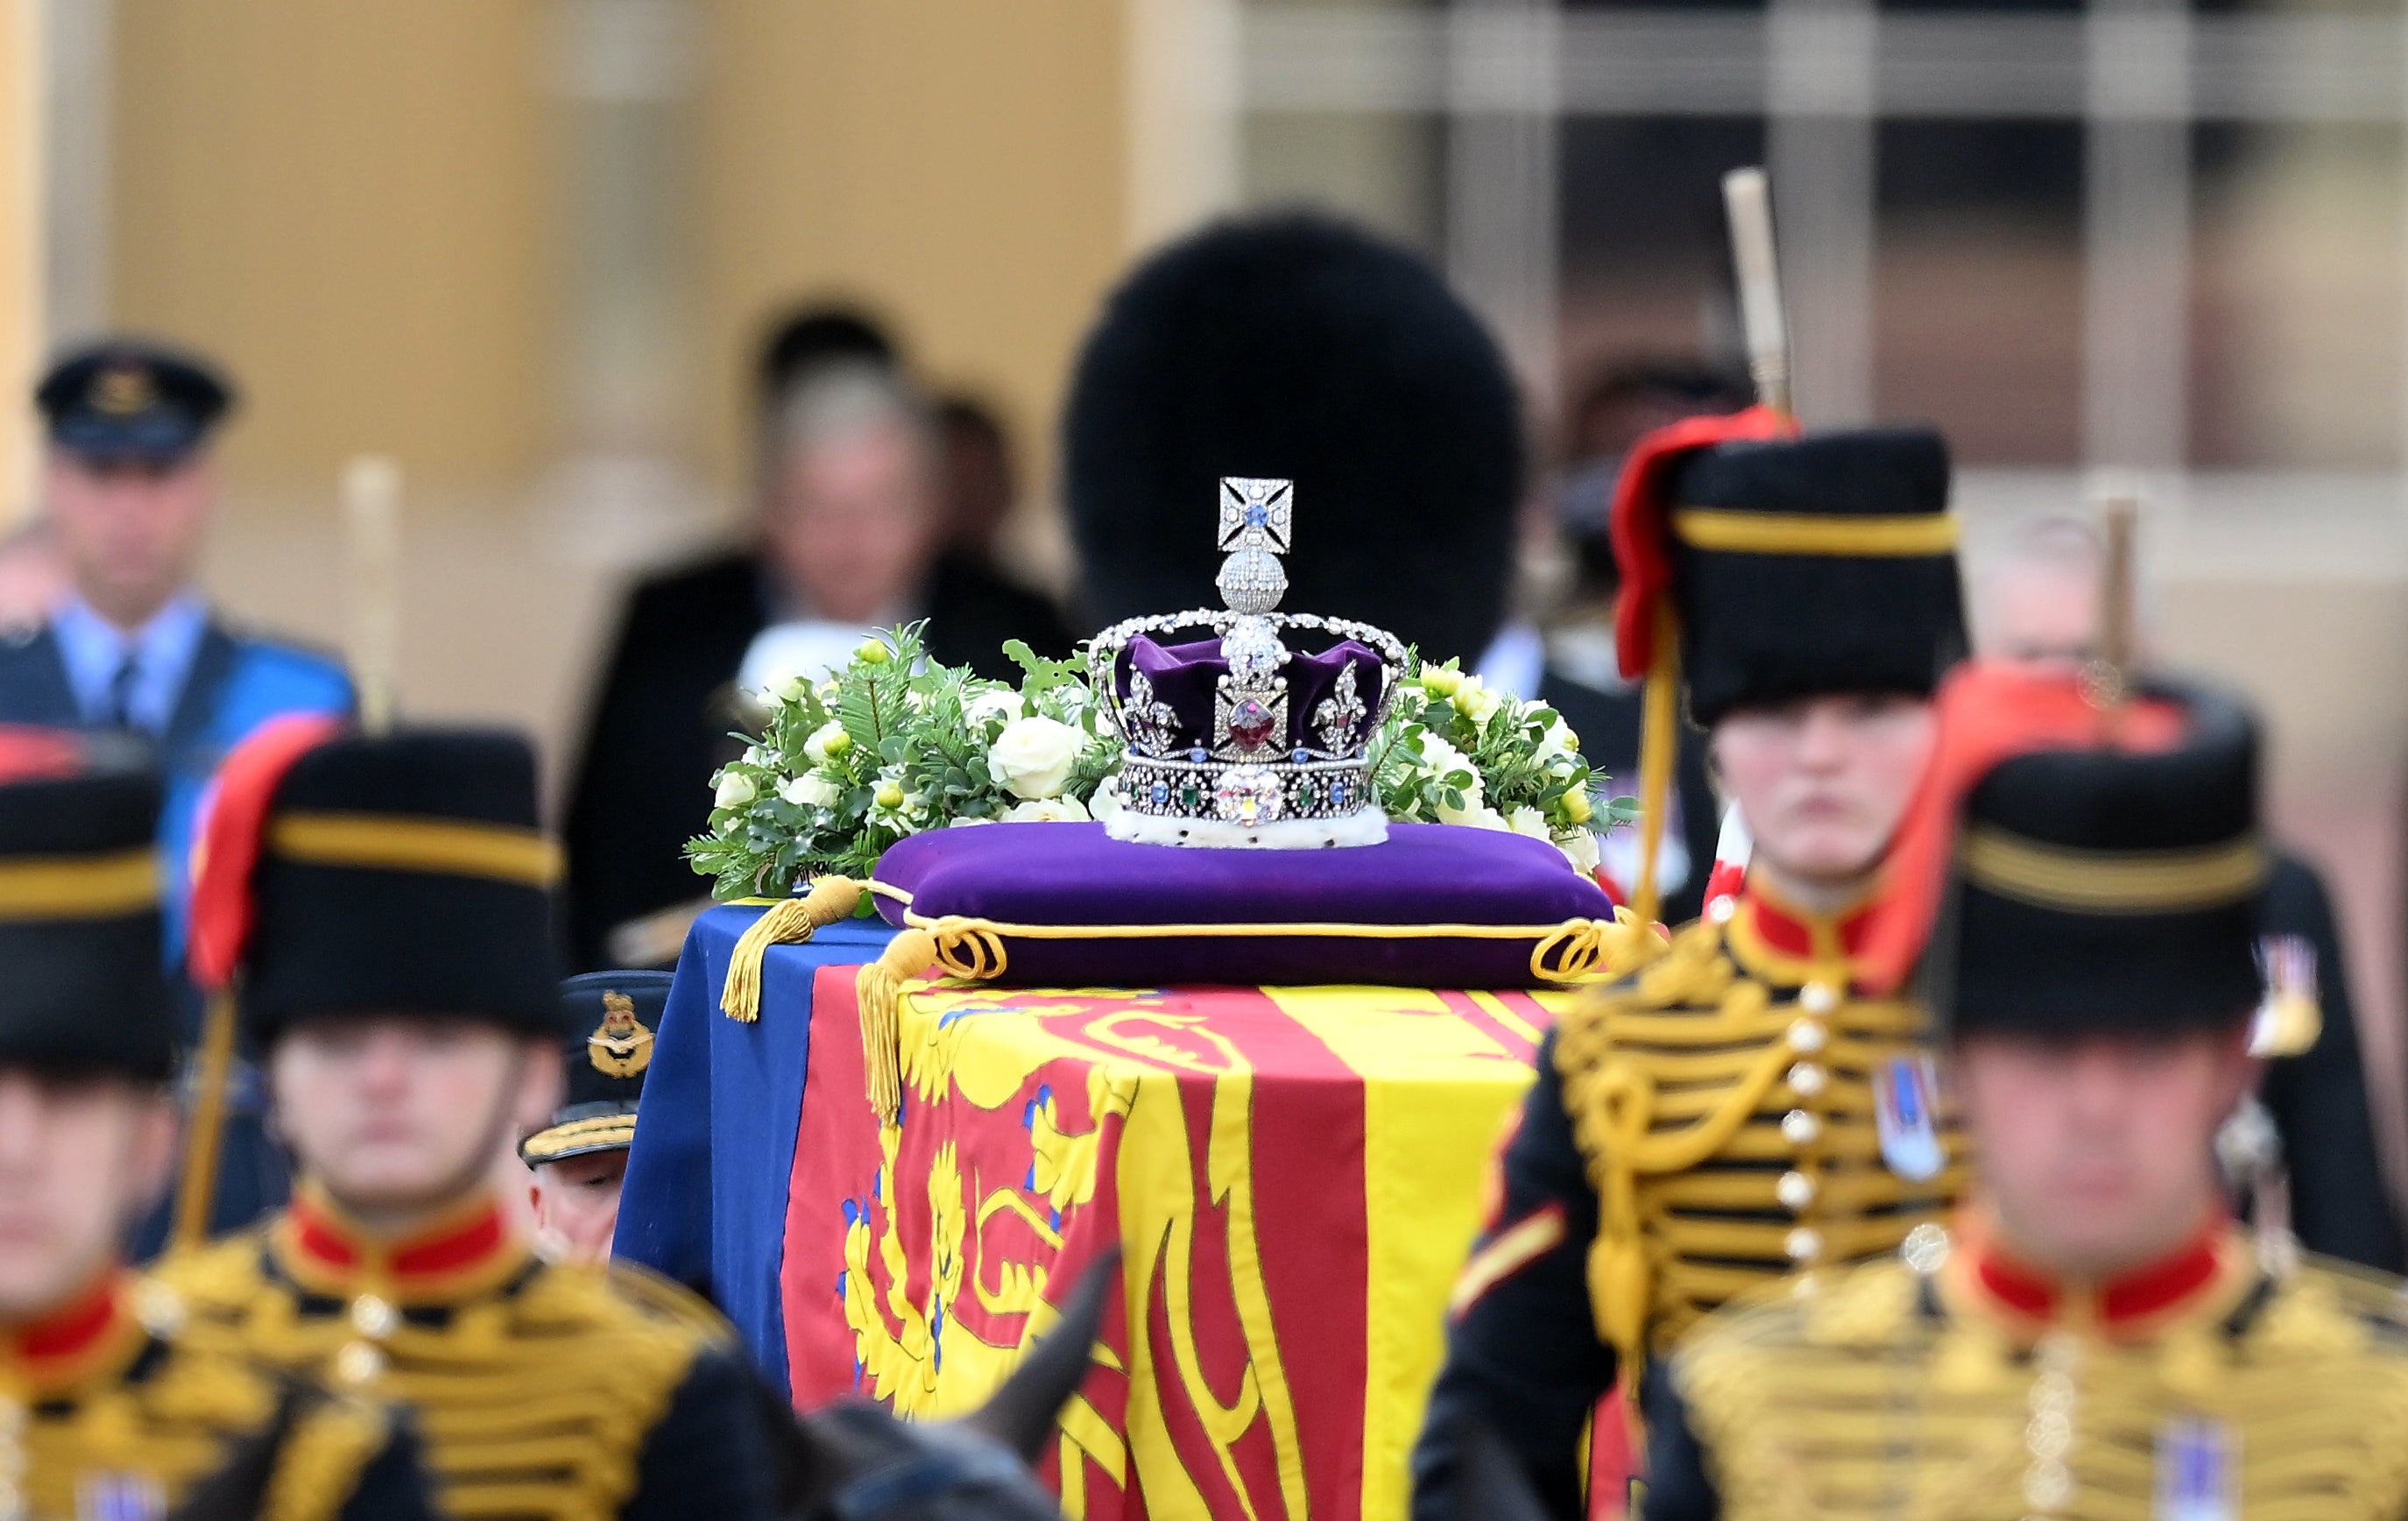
xmin=155 ymin=1186 xmax=773 ymax=1521
xmin=0 ymin=1269 xmax=431 ymax=1521
xmin=1412 ymin=888 xmax=1969 ymax=1521
xmin=1645 ymin=1218 xmax=2408 ymax=1521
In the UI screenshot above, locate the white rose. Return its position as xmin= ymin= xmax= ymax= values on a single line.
xmin=780 ymin=774 xmax=840 ymax=809
xmin=773 ymin=671 xmax=809 ymax=704
xmin=1506 ymin=805 xmax=1551 ymax=841
xmin=1416 ymin=733 xmax=1476 ymax=785
xmin=1003 ymin=796 xmax=1092 ymax=824
xmin=714 ymin=771 xmax=757 ymax=809
xmin=1556 ymin=827 xmax=1602 ymax=877
xmin=803 ymin=721 xmax=847 ymax=766
xmin=1089 ymin=774 xmax=1125 ymax=822
xmin=1452 ymin=675 xmax=1505 ymax=726
xmin=949 ymin=815 xmax=997 ymax=827
xmin=990 ymin=716 xmax=1083 ymax=800
xmin=743 ymin=745 xmax=769 ymax=767
xmin=965 ymin=688 xmax=1025 ymax=724
xmin=1537 ymin=717 xmax=1580 ymax=760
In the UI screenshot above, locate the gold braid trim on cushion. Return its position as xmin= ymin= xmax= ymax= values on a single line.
xmin=846 ymin=904 xmax=1625 ymax=1121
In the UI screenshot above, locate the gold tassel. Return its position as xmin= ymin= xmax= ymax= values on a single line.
xmin=855 ymin=929 xmax=939 ymax=1121
xmin=1628 ymin=605 xmax=1683 ymax=930
xmin=719 ymin=876 xmax=865 ymax=1022
xmin=172 ymin=990 xmax=241 ymax=1255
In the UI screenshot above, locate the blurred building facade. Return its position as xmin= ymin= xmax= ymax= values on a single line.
xmin=14 ymin=0 xmax=2408 ymax=1179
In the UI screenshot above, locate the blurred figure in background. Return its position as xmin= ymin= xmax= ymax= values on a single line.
xmin=1536 ymin=358 xmax=1750 ymax=920
xmin=0 ymin=517 xmax=66 ymax=632
xmin=1974 ymin=514 xmax=2400 ymax=1270
xmin=930 ymin=392 xmax=1072 ymax=658
xmin=0 ymin=338 xmax=354 ymax=1252
xmin=564 ymin=306 xmax=1072 ymax=969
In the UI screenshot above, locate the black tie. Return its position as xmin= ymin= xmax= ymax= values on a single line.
xmin=108 ymin=654 xmax=140 ymax=731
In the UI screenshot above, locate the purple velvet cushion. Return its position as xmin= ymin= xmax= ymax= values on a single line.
xmin=871 ymin=822 xmax=1612 ymax=989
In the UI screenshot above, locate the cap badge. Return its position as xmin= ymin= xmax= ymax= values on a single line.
xmin=90 ymin=363 xmax=159 ymax=417
xmin=588 ymin=990 xmax=653 ymax=1078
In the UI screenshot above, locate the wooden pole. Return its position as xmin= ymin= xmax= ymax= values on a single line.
xmin=2088 ymin=485 xmax=2140 ymax=732
xmin=342 ymin=455 xmax=401 ymax=732
xmin=1721 ymin=166 xmax=1791 ymax=420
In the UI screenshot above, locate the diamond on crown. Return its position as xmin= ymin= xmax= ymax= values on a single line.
xmin=1088 ymin=478 xmax=1409 ymax=841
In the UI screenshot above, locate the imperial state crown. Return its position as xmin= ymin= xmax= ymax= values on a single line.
xmin=1088 ymin=477 xmax=1408 ymax=847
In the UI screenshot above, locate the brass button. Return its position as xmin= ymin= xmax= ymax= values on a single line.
xmin=1776 ymin=1171 xmax=1817 ymax=1211
xmin=350 ymin=1294 xmax=399 ymax=1340
xmin=1799 ymin=980 xmax=1839 ymax=1015
xmin=335 ymin=1341 xmax=385 ymax=1386
xmin=1784 ymin=1227 xmax=1823 ymax=1263
xmin=1786 ymin=1062 xmax=1827 ymax=1098
xmin=1781 ymin=1108 xmax=1822 ymax=1145
xmin=1786 ymin=1018 xmax=1826 ymax=1053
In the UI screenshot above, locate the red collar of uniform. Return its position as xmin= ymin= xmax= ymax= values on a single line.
xmin=1946 ymin=1206 xmax=2249 ymax=1343
xmin=1726 ymin=878 xmax=1881 ymax=985
xmin=276 ymin=1180 xmax=527 ymax=1305
xmin=0 ymin=1268 xmax=146 ymax=1397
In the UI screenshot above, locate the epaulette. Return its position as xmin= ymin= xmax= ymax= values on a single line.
xmin=600 ymin=1259 xmax=739 ymax=1347
xmin=148 ymin=1231 xmax=277 ymax=1323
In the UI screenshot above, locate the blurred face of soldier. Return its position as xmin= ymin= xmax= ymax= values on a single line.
xmin=761 ymin=419 xmax=939 ymax=626
xmin=1711 ymin=693 xmax=1937 ymax=893
xmin=530 ymin=1150 xmax=629 ymax=1265
xmin=1980 ymin=557 xmax=2103 ymax=667
xmin=1954 ymin=1026 xmax=2254 ymax=1279
xmin=0 ymin=1071 xmax=174 ymax=1319
xmin=271 ymin=1018 xmax=559 ymax=1231
xmin=44 ymin=449 xmax=215 ymax=630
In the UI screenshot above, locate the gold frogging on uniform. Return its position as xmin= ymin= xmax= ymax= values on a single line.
xmin=587 ymin=992 xmax=653 ymax=1079
xmin=1667 ymin=1237 xmax=2408 ymax=1521
xmin=1554 ymin=898 xmax=1969 ymax=1369
xmin=0 ymin=1279 xmax=394 ymax=1521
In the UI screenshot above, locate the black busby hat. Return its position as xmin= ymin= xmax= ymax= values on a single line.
xmin=0 ymin=752 xmax=173 ymax=1081
xmin=1605 ymin=414 xmax=1967 ymax=919
xmin=1649 ymin=427 xmax=1965 ymax=725
xmin=1063 ymin=212 xmax=1523 ymax=666
xmin=519 ymin=970 xmax=667 ymax=1165
xmin=190 ymin=719 xmax=561 ymax=1043
xmin=1864 ymin=663 xmax=2267 ymax=1040
xmin=37 ymin=337 xmax=235 ymax=464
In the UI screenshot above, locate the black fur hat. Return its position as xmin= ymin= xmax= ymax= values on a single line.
xmin=0 ymin=767 xmax=173 ymax=1081
xmin=1063 ymin=212 xmax=1524 ymax=666
xmin=1945 ymin=682 xmax=2266 ymax=1040
xmin=194 ymin=725 xmax=561 ymax=1044
xmin=1666 ymin=427 xmax=1966 ymax=725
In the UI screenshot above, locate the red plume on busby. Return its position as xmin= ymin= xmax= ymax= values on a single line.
xmin=187 ymin=713 xmax=346 ymax=992
xmin=1607 ymin=404 xmax=1795 ymax=683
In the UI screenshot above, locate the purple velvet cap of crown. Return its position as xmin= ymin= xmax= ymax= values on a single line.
xmin=872 ymin=821 xmax=1612 ymax=989
xmin=1118 ymin=635 xmax=1385 ymax=757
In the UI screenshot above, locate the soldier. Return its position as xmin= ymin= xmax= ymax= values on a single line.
xmin=0 ymin=736 xmax=433 ymax=1520
xmin=521 ymin=972 xmax=665 ymax=1265
xmin=1414 ymin=416 xmax=1972 ymax=1517
xmin=1642 ymin=660 xmax=2408 ymax=1520
xmin=156 ymin=719 xmax=774 ymax=1521
xmin=0 ymin=337 xmax=355 ymax=1248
